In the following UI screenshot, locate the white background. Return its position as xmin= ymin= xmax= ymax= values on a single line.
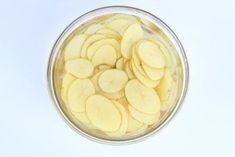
xmin=0 ymin=0 xmax=235 ymax=156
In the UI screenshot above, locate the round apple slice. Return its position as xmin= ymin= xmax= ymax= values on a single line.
xmin=137 ymin=40 xmax=165 ymax=68
xmin=98 ymin=69 xmax=128 ymax=93
xmin=65 ymin=58 xmax=94 ymax=78
xmin=86 ymin=95 xmax=121 ymax=132
xmin=128 ymin=105 xmax=160 ymax=125
xmin=80 ymin=34 xmax=107 ymax=58
xmin=121 ymin=23 xmax=143 ymax=59
xmin=67 ymin=79 xmax=95 ymax=113
xmin=91 ymin=45 xmax=117 ymax=66
xmin=64 ymin=34 xmax=88 ymax=61
xmin=125 ymin=79 xmax=161 ymax=114
xmin=87 ymin=38 xmax=121 ymax=60
xmin=105 ymin=101 xmax=128 ymax=137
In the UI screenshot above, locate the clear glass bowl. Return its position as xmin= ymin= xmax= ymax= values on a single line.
xmin=47 ymin=6 xmax=189 ymax=144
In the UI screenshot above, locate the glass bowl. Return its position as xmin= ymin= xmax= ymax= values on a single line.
xmin=47 ymin=6 xmax=189 ymax=144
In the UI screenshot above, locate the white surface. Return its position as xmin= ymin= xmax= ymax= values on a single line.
xmin=0 ymin=0 xmax=235 ymax=156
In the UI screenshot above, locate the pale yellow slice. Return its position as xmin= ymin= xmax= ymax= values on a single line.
xmin=125 ymin=79 xmax=161 ymax=114
xmin=84 ymin=23 xmax=104 ymax=34
xmin=103 ymin=90 xmax=125 ymax=100
xmin=98 ymin=69 xmax=128 ymax=93
xmin=156 ymin=69 xmax=173 ymax=102
xmin=98 ymin=64 xmax=112 ymax=70
xmin=72 ymin=112 xmax=97 ymax=129
xmin=121 ymin=23 xmax=143 ymax=59
xmin=91 ymin=45 xmax=117 ymax=67
xmin=96 ymin=28 xmax=121 ymax=40
xmin=106 ymin=18 xmax=134 ymax=35
xmin=142 ymin=63 xmax=164 ymax=80
xmin=61 ymin=73 xmax=76 ymax=104
xmin=64 ymin=34 xmax=88 ymax=61
xmin=149 ymin=38 xmax=171 ymax=67
xmin=131 ymin=47 xmax=160 ymax=87
xmin=65 ymin=58 xmax=94 ymax=78
xmin=67 ymin=79 xmax=95 ymax=112
xmin=127 ymin=113 xmax=144 ymax=132
xmin=72 ymin=112 xmax=91 ymax=124
xmin=105 ymin=14 xmax=139 ymax=24
xmin=124 ymin=61 xmax=135 ymax=79
xmin=126 ymin=124 xmax=148 ymax=137
xmin=91 ymin=70 xmax=125 ymax=99
xmin=106 ymin=101 xmax=128 ymax=137
xmin=131 ymin=60 xmax=160 ymax=88
xmin=128 ymin=105 xmax=160 ymax=125
xmin=131 ymin=46 xmax=147 ymax=76
xmin=87 ymin=38 xmax=120 ymax=60
xmin=115 ymin=58 xmax=124 ymax=70
xmin=86 ymin=95 xmax=121 ymax=132
xmin=80 ymin=34 xmax=107 ymax=58
xmin=137 ymin=40 xmax=165 ymax=68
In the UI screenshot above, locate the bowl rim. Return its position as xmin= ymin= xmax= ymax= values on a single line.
xmin=47 ymin=5 xmax=189 ymax=145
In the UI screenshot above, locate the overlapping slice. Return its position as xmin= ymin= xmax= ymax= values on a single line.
xmin=121 ymin=23 xmax=143 ymax=59
xmin=124 ymin=61 xmax=135 ymax=79
xmin=106 ymin=18 xmax=134 ymax=35
xmin=84 ymin=23 xmax=104 ymax=34
xmin=125 ymin=79 xmax=161 ymax=114
xmin=137 ymin=40 xmax=165 ymax=68
xmin=86 ymin=95 xmax=121 ymax=132
xmin=105 ymin=101 xmax=128 ymax=137
xmin=65 ymin=58 xmax=94 ymax=78
xmin=80 ymin=34 xmax=107 ymax=58
xmin=61 ymin=73 xmax=76 ymax=103
xmin=142 ymin=63 xmax=164 ymax=80
xmin=116 ymin=58 xmax=125 ymax=70
xmin=98 ymin=69 xmax=128 ymax=93
xmin=156 ymin=69 xmax=176 ymax=111
xmin=98 ymin=64 xmax=112 ymax=71
xmin=128 ymin=105 xmax=160 ymax=125
xmin=67 ymin=79 xmax=95 ymax=112
xmin=64 ymin=34 xmax=88 ymax=61
xmin=127 ymin=113 xmax=144 ymax=132
xmin=149 ymin=38 xmax=171 ymax=68
xmin=105 ymin=14 xmax=139 ymax=24
xmin=96 ymin=28 xmax=121 ymax=40
xmin=131 ymin=46 xmax=161 ymax=87
xmin=72 ymin=112 xmax=91 ymax=124
xmin=131 ymin=59 xmax=160 ymax=88
xmin=87 ymin=38 xmax=121 ymax=59
xmin=91 ymin=45 xmax=117 ymax=66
